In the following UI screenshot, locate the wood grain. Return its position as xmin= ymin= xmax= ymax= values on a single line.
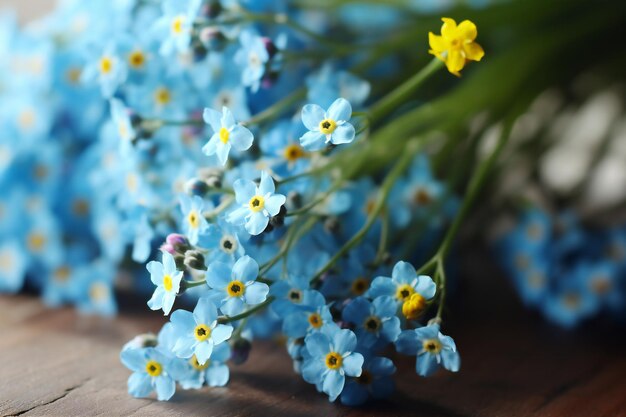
xmin=1 ymin=249 xmax=625 ymax=417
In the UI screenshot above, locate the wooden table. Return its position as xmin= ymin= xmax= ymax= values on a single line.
xmin=1 ymin=255 xmax=625 ymax=417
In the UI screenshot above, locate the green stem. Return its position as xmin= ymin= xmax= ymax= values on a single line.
xmin=243 ymin=88 xmax=306 ymax=126
xmin=218 ymin=297 xmax=275 ymax=324
xmin=310 ymin=138 xmax=421 ymax=284
xmin=369 ymin=58 xmax=444 ymax=123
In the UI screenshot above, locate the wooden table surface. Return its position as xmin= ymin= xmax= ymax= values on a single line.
xmin=1 ymin=252 xmax=625 ymax=417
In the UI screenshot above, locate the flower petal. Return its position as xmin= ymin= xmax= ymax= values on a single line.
xmin=154 ymin=376 xmax=176 ymax=401
xmin=301 ymin=104 xmax=325 ymax=130
xmin=211 ymin=324 xmax=234 ymax=345
xmin=464 ymin=41 xmax=485 ymax=62
xmin=206 ymin=262 xmax=232 ymax=289
xmin=414 ymin=275 xmax=436 ymax=299
xmin=221 ymin=296 xmax=244 ymax=316
xmin=258 ymin=171 xmax=275 ymax=195
xmin=203 ymin=108 xmax=222 ymax=132
xmin=232 ymin=256 xmax=259 ymax=282
xmin=233 ymin=179 xmax=256 ymax=204
xmin=332 ymin=329 xmax=357 ymax=354
xmin=215 ymin=142 xmax=231 ymax=165
xmin=329 ymin=123 xmax=355 ymax=145
xmin=457 ymin=20 xmax=477 ymax=41
xmin=326 ymin=98 xmax=352 ymax=122
xmin=206 ymin=363 xmax=230 ymax=386
xmin=264 ymin=194 xmax=286 ymax=217
xmin=322 ymin=370 xmax=345 ymax=401
xmin=244 ymin=281 xmax=269 ymax=305
xmin=229 ymin=125 xmax=254 ymax=151
xmin=221 ymin=106 xmax=236 ymax=128
xmin=128 ymin=372 xmax=152 ymax=398
xmin=341 ymin=352 xmax=363 ymax=377
xmin=441 ymin=17 xmax=457 ymax=38
xmin=299 ymin=130 xmax=326 ymax=151
xmin=193 ymin=297 xmax=218 ymax=325
xmin=195 ymin=340 xmax=214 ymax=365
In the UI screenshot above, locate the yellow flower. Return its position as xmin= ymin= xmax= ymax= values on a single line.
xmin=429 ymin=17 xmax=484 ymax=76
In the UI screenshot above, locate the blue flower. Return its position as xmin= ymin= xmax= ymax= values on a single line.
xmin=202 ymin=106 xmax=254 ymax=165
xmin=197 ymin=219 xmax=247 ymax=266
xmin=342 ymin=296 xmax=401 ymax=347
xmin=234 ymin=29 xmax=269 ymax=92
xmin=179 ymin=194 xmax=211 ymax=245
xmin=302 ymin=325 xmax=364 ymax=402
xmin=109 ymin=98 xmax=137 ymax=156
xmin=282 ymin=292 xmax=334 ymax=338
xmin=121 ymin=347 xmax=177 ymax=401
xmin=299 ymin=98 xmax=355 ymax=151
xmin=205 ymin=255 xmax=269 ymax=316
xmin=153 ymin=0 xmax=202 ymax=57
xmin=0 ymin=240 xmax=26 ymax=293
xmin=368 ymin=260 xmax=436 ymax=305
xmin=169 ymin=297 xmax=234 ymax=365
xmin=147 ymin=251 xmax=184 ymax=315
xmin=395 ymin=324 xmax=460 ymax=377
xmin=81 ymin=42 xmax=128 ymax=98
xmin=270 ymin=274 xmax=324 ymax=316
xmin=340 ymin=356 xmax=396 ymax=406
xmin=226 ymin=171 xmax=286 ymax=236
xmin=170 ymin=342 xmax=232 ymax=389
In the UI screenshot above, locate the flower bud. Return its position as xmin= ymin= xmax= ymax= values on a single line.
xmin=230 ymin=338 xmax=252 ymax=365
xmin=402 ymin=293 xmax=427 ymax=320
xmin=184 ymin=249 xmax=206 ymax=270
xmin=165 ymin=233 xmax=190 ymax=254
xmin=185 ymin=177 xmax=210 ymax=196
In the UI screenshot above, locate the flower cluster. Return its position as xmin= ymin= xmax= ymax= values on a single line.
xmin=498 ymin=208 xmax=626 ymax=328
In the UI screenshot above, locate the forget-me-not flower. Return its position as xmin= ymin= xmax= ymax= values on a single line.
xmin=226 ymin=171 xmax=286 ymax=236
xmin=395 ymin=324 xmax=460 ymax=377
xmin=179 ymin=194 xmax=211 ymax=245
xmin=205 ymin=255 xmax=269 ymax=316
xmin=368 ymin=260 xmax=436 ymax=309
xmin=342 ymin=296 xmax=401 ymax=347
xmin=202 ymin=106 xmax=254 ymax=165
xmin=120 ymin=347 xmax=177 ymax=401
xmin=170 ymin=342 xmax=232 ymax=389
xmin=147 ymin=251 xmax=184 ymax=315
xmin=299 ymin=98 xmax=355 ymax=151
xmin=169 ymin=297 xmax=234 ymax=365
xmin=302 ymin=324 xmax=364 ymax=402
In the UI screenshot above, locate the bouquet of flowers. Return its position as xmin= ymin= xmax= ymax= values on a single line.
xmin=1 ymin=0 xmax=624 ymax=407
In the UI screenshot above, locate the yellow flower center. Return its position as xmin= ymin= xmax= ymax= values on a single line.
xmin=219 ymin=127 xmax=230 ymax=144
xmin=171 ymin=16 xmax=185 ymax=34
xmin=18 ymin=109 xmax=36 ymax=129
xmin=402 ymin=293 xmax=427 ymax=320
xmin=319 ymin=119 xmax=337 ymax=135
xmin=325 ymin=352 xmax=343 ymax=370
xmin=27 ymin=233 xmax=46 ymax=252
xmin=283 ymin=144 xmax=305 ymax=162
xmin=363 ymin=315 xmax=381 ymax=332
xmin=145 ymin=360 xmax=162 ymax=377
xmin=395 ymin=284 xmax=415 ymax=301
xmin=154 ymin=87 xmax=171 ymax=105
xmin=422 ymin=338 xmax=442 ymax=354
xmin=249 ymin=195 xmax=265 ymax=212
xmin=188 ymin=211 xmax=200 ymax=229
xmin=413 ymin=188 xmax=432 ymax=206
xmin=227 ymin=280 xmax=245 ymax=297
xmin=54 ymin=266 xmax=71 ymax=283
xmin=190 ymin=355 xmax=210 ymax=371
xmin=72 ymin=199 xmax=89 ymax=217
xmin=128 ymin=50 xmax=146 ymax=69
xmin=288 ymin=289 xmax=303 ymax=303
xmin=66 ymin=67 xmax=81 ymax=84
xmin=99 ymin=56 xmax=113 ymax=74
xmin=194 ymin=324 xmax=211 ymax=342
xmin=308 ymin=312 xmax=323 ymax=329
xmin=350 ymin=277 xmax=369 ymax=296
xmin=89 ymin=282 xmax=109 ymax=302
xmin=163 ymin=274 xmax=173 ymax=292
